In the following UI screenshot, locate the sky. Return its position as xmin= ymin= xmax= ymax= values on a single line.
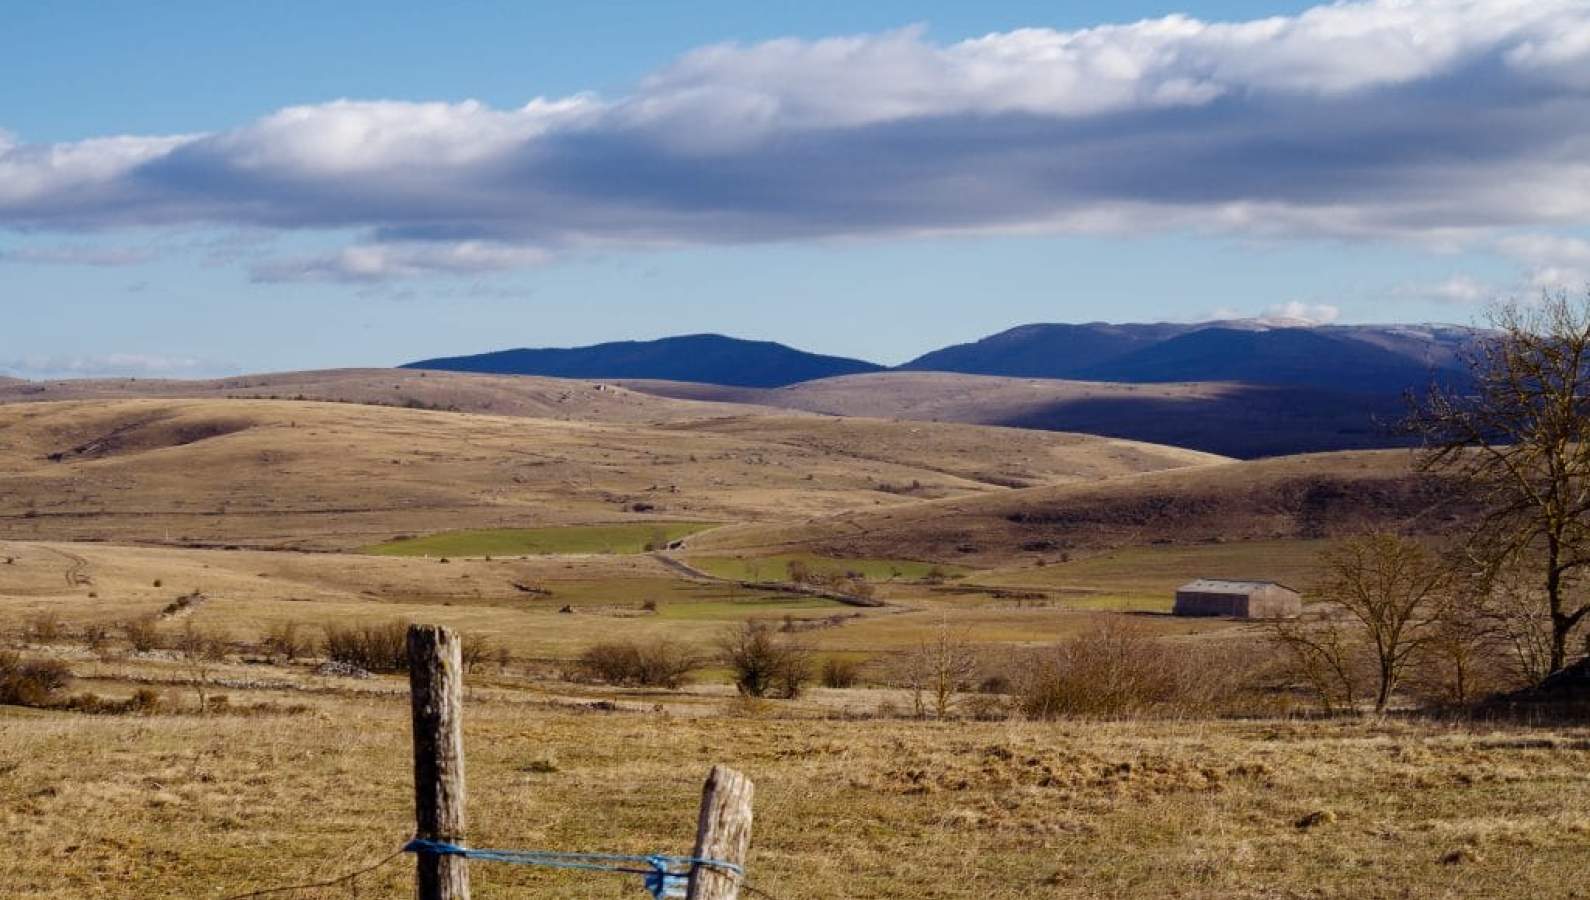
xmin=4 ymin=0 xmax=1590 ymax=377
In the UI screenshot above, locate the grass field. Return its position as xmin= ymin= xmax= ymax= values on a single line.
xmin=3 ymin=666 xmax=1588 ymax=899
xmin=1 ymin=379 xmax=1581 ymax=899
xmin=366 ymin=522 xmax=720 ymax=557
xmin=685 ymin=552 xmax=969 ymax=582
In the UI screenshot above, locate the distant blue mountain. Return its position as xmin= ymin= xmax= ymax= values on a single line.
xmin=901 ymin=320 xmax=1478 ymax=393
xmin=402 ymin=333 xmax=884 ymax=388
xmin=403 ymin=320 xmax=1480 ymax=395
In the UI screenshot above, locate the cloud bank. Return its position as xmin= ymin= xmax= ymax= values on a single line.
xmin=4 ymin=0 xmax=1590 ymax=280
xmin=0 ymin=353 xmax=237 ymax=380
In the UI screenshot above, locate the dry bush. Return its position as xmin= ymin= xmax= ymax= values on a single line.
xmin=321 ymin=621 xmax=410 ymax=672
xmin=172 ymin=622 xmax=229 ymax=662
xmin=820 ymin=656 xmax=865 ymax=689
xmin=122 ymin=617 xmax=163 ymax=653
xmin=460 ymin=633 xmax=499 ymax=673
xmin=1017 ymin=621 xmax=1267 ymax=719
xmin=0 ymin=652 xmax=73 ymax=707
xmin=26 ymin=612 xmax=63 ymax=644
xmin=80 ymin=622 xmax=112 ymax=652
xmin=720 ymin=621 xmax=810 ymax=699
xmin=262 ymin=621 xmax=310 ymax=662
xmin=577 ymin=639 xmax=699 ymax=688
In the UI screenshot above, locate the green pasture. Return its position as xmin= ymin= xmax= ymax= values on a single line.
xmin=364 ymin=522 xmax=719 ymax=557
xmin=685 ymin=552 xmax=970 ymax=583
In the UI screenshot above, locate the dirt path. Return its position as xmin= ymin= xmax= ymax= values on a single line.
xmin=39 ymin=544 xmax=93 ymax=587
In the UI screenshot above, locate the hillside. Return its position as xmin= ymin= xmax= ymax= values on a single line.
xmin=685 ymin=449 xmax=1471 ymax=568
xmin=898 ymin=320 xmax=1478 ymax=392
xmin=403 ymin=333 xmax=883 ymax=387
xmin=619 ymin=372 xmax=1410 ymax=458
xmin=0 ymin=398 xmax=1219 ymax=549
xmin=0 ymin=368 xmax=761 ymax=424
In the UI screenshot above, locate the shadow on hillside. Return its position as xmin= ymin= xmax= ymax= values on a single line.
xmin=999 ymin=385 xmax=1412 ymax=458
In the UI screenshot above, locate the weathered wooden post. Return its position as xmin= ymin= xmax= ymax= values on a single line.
xmin=408 ymin=624 xmax=471 ymax=900
xmin=686 ymin=765 xmax=754 ymax=900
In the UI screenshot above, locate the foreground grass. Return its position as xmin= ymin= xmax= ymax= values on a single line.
xmin=364 ymin=523 xmax=720 ymax=557
xmin=3 ymin=676 xmax=1588 ymax=899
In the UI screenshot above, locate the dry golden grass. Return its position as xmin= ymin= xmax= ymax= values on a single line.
xmin=0 ymin=397 xmax=1217 ymax=550
xmin=2 ymin=377 xmax=1583 ymax=899
xmin=2 ymin=656 xmax=1588 ymax=899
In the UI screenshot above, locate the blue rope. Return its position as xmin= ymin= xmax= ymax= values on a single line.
xmin=403 ymin=838 xmax=743 ymax=900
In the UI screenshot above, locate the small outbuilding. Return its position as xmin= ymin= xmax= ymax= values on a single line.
xmin=1173 ymin=579 xmax=1301 ymax=619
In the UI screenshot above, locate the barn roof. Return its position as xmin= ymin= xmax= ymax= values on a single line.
xmin=1176 ymin=579 xmax=1298 ymax=594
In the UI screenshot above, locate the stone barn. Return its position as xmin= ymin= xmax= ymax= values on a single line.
xmin=1173 ymin=579 xmax=1301 ymax=619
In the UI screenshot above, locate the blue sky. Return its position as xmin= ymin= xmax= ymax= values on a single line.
xmin=3 ymin=0 xmax=1588 ymax=376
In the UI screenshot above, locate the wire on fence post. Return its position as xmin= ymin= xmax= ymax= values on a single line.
xmin=408 ymin=623 xmax=471 ymax=900
xmin=686 ymin=765 xmax=754 ymax=900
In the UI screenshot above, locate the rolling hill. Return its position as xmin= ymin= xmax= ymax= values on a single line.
xmin=617 ymin=372 xmax=1410 ymax=458
xmin=684 ymin=449 xmax=1474 ymax=568
xmin=403 ymin=333 xmax=883 ymax=387
xmin=0 ymin=396 xmax=1219 ymax=549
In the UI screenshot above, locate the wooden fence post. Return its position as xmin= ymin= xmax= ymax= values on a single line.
xmin=408 ymin=624 xmax=471 ymax=900
xmin=686 ymin=765 xmax=754 ymax=900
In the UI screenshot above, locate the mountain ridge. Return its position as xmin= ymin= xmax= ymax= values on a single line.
xmin=403 ymin=319 xmax=1482 ymax=395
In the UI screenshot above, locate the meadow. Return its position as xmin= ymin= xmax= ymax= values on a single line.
xmin=366 ymin=523 xmax=720 ymax=557
xmin=0 ymin=383 xmax=1584 ymax=898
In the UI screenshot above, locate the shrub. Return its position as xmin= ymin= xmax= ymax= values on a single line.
xmin=26 ymin=612 xmax=62 ymax=644
xmin=263 ymin=622 xmax=310 ymax=661
xmin=460 ymin=633 xmax=497 ymax=673
xmin=81 ymin=622 xmax=112 ymax=651
xmin=321 ymin=621 xmax=410 ymax=672
xmin=1017 ymin=622 xmax=1266 ymax=720
xmin=577 ymin=640 xmax=699 ymax=688
xmin=123 ymin=617 xmax=163 ymax=652
xmin=720 ymin=621 xmax=810 ymax=699
xmin=820 ymin=656 xmax=864 ymax=689
xmin=0 ymin=652 xmax=72 ymax=707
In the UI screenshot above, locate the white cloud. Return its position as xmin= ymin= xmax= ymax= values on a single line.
xmin=250 ymin=240 xmax=553 ymax=282
xmin=1392 ymin=274 xmax=1499 ymax=305
xmin=1495 ymin=233 xmax=1590 ymax=292
xmin=0 ymin=353 xmax=237 ymax=380
xmin=1261 ymin=301 xmax=1341 ymax=325
xmin=2 ymin=0 xmax=1590 ymax=280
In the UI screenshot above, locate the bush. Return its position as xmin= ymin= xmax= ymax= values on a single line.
xmin=720 ymin=621 xmax=810 ymax=699
xmin=460 ymin=633 xmax=498 ymax=673
xmin=577 ymin=640 xmax=699 ymax=688
xmin=123 ymin=617 xmax=163 ymax=653
xmin=1017 ymin=622 xmax=1265 ymax=719
xmin=820 ymin=656 xmax=864 ymax=689
xmin=0 ymin=652 xmax=72 ymax=707
xmin=263 ymin=622 xmax=310 ymax=661
xmin=26 ymin=612 xmax=62 ymax=644
xmin=80 ymin=622 xmax=112 ymax=651
xmin=322 ymin=621 xmax=410 ymax=672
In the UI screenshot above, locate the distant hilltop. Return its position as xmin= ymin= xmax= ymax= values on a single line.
xmin=404 ymin=320 xmax=1481 ymax=394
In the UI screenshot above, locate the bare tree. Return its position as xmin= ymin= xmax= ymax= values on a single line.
xmin=1274 ymin=534 xmax=1453 ymax=713
xmin=1409 ymin=290 xmax=1590 ymax=675
xmin=900 ymin=619 xmax=979 ymax=719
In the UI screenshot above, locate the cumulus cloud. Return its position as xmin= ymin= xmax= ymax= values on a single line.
xmin=0 ymin=353 xmax=237 ymax=380
xmin=1495 ymin=233 xmax=1590 ymax=291
xmin=3 ymin=0 xmax=1590 ymax=280
xmin=1260 ymin=301 xmax=1341 ymax=325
